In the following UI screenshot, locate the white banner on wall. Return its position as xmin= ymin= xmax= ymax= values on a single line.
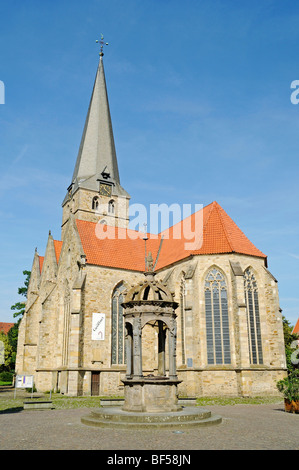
xmin=92 ymin=313 xmax=105 ymax=340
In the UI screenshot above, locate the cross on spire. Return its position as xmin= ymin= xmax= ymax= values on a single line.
xmin=96 ymin=34 xmax=108 ymax=59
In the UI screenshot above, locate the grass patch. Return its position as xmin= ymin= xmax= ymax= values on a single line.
xmin=0 ymin=398 xmax=24 ymax=413
xmin=0 ymin=394 xmax=102 ymax=412
xmin=0 ymin=391 xmax=283 ymax=413
xmin=51 ymin=395 xmax=102 ymax=409
xmin=196 ymin=396 xmax=283 ymax=406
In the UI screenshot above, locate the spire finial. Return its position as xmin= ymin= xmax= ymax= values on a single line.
xmin=143 ymin=223 xmax=148 ymax=271
xmin=96 ymin=34 xmax=108 ymax=59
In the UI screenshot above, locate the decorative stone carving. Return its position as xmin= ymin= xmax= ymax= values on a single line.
xmin=121 ymin=270 xmax=181 ymax=412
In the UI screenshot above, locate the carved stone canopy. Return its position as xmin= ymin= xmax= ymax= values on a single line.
xmin=122 ymin=271 xmax=178 ymax=319
xmin=121 ymin=270 xmax=181 ymax=412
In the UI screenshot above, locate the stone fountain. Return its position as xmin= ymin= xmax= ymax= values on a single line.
xmin=121 ymin=264 xmax=181 ymax=413
xmin=81 ymin=253 xmax=222 ymax=428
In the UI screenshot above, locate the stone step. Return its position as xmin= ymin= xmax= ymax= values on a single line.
xmin=91 ymin=406 xmax=211 ymax=423
xmin=100 ymin=397 xmax=198 ymax=407
xmin=23 ymin=401 xmax=54 ymax=410
xmin=81 ymin=406 xmax=222 ymax=428
xmin=81 ymin=413 xmax=222 ymax=429
xmin=100 ymin=398 xmax=124 ymax=406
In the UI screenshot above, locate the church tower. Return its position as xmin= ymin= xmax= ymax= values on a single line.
xmin=61 ymin=54 xmax=130 ymax=238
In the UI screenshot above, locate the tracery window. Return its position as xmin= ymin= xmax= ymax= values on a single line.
xmin=244 ymin=269 xmax=263 ymax=364
xmin=180 ymin=276 xmax=186 ymax=365
xmin=204 ymin=268 xmax=231 ymax=365
xmin=111 ymin=283 xmax=126 ymax=365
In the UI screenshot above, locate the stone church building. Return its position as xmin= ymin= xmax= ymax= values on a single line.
xmin=16 ymin=56 xmax=287 ymax=397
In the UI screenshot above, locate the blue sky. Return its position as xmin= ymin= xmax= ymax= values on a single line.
xmin=0 ymin=0 xmax=299 ymax=327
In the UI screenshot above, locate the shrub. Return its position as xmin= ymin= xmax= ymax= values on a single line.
xmin=0 ymin=371 xmax=14 ymax=383
xmin=277 ymin=370 xmax=299 ymax=402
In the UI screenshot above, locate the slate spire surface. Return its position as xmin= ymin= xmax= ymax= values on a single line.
xmin=64 ymin=57 xmax=129 ymax=202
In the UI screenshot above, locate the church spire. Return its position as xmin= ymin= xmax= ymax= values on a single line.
xmin=63 ymin=45 xmax=129 ymax=203
xmin=61 ymin=47 xmax=130 ymax=236
xmin=70 ymin=58 xmax=120 ymax=189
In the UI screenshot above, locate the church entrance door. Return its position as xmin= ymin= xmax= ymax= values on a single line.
xmin=91 ymin=372 xmax=100 ymax=395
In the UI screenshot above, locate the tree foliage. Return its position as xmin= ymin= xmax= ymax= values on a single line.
xmin=10 ymin=270 xmax=31 ymax=319
xmin=0 ymin=270 xmax=31 ymax=373
xmin=282 ymin=315 xmax=299 ymax=373
xmin=0 ymin=331 xmax=14 ymax=371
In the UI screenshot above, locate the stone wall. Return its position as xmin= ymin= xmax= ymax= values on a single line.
xmin=61 ymin=187 xmax=130 ymax=238
xmin=16 ymin=222 xmax=287 ymax=397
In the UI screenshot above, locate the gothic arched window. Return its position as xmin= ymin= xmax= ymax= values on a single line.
xmin=204 ymin=268 xmax=231 ymax=365
xmin=180 ymin=276 xmax=186 ymax=365
xmin=92 ymin=196 xmax=99 ymax=210
xmin=244 ymin=268 xmax=263 ymax=364
xmin=111 ymin=283 xmax=126 ymax=365
xmin=108 ymin=200 xmax=115 ymax=214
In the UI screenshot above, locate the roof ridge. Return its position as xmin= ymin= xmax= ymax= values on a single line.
xmin=213 ymin=202 xmax=234 ymax=252
xmin=191 ymin=201 xmax=216 ymax=253
xmin=203 ymin=201 xmax=218 ymax=230
xmin=76 ymin=218 xmax=161 ymax=240
xmin=214 ymin=201 xmax=266 ymax=257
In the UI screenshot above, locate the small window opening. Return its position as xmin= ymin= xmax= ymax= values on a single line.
xmin=108 ymin=200 xmax=115 ymax=214
xmin=92 ymin=197 xmax=99 ymax=210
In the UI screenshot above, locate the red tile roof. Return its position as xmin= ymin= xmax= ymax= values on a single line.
xmin=53 ymin=240 xmax=63 ymax=264
xmin=0 ymin=322 xmax=14 ymax=335
xmin=292 ymin=318 xmax=299 ymax=336
xmin=76 ymin=220 xmax=161 ymax=271
xmin=75 ymin=201 xmax=266 ymax=271
xmin=39 ymin=256 xmax=44 ymax=273
xmin=38 ymin=240 xmax=62 ymax=274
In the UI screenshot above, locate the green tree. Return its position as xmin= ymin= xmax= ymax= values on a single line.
xmin=282 ymin=315 xmax=299 ymax=373
xmin=10 ymin=270 xmax=31 ymax=319
xmin=0 ymin=331 xmax=14 ymax=371
xmin=0 ymin=270 xmax=31 ymax=373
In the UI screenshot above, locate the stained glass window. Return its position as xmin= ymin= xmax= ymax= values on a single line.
xmin=244 ymin=269 xmax=263 ymax=364
xmin=180 ymin=277 xmax=186 ymax=365
xmin=111 ymin=283 xmax=126 ymax=365
xmin=204 ymin=268 xmax=231 ymax=365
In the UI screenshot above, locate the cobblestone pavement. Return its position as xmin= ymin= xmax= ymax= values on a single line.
xmin=0 ymin=400 xmax=298 ymax=450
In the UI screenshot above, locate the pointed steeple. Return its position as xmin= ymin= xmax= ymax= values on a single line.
xmin=63 ymin=57 xmax=129 ymax=202
xmin=61 ymin=55 xmax=130 ymax=238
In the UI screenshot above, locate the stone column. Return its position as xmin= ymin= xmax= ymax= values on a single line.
xmin=133 ymin=317 xmax=142 ymax=378
xmin=67 ymin=276 xmax=85 ymax=396
xmin=125 ymin=323 xmax=133 ymax=378
xmin=67 ymin=311 xmax=81 ymax=396
xmin=168 ymin=319 xmax=177 ymax=379
xmin=235 ymin=275 xmax=250 ymax=368
xmin=158 ymin=321 xmax=166 ymax=376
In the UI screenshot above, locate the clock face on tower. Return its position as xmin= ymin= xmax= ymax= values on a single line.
xmin=99 ymin=183 xmax=112 ymax=197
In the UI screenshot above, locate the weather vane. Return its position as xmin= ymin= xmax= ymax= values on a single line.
xmin=96 ymin=34 xmax=108 ymax=59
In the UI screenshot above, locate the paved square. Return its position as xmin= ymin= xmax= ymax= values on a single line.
xmin=0 ymin=401 xmax=298 ymax=450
